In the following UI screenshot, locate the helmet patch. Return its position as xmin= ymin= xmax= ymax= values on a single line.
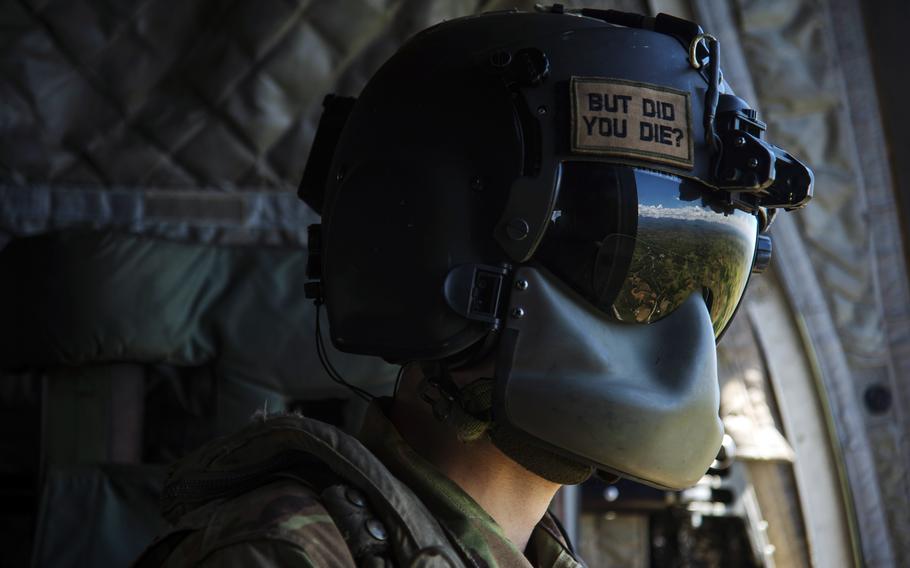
xmin=570 ymin=77 xmax=694 ymax=169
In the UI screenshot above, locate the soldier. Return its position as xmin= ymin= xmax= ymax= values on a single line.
xmin=136 ymin=6 xmax=812 ymax=567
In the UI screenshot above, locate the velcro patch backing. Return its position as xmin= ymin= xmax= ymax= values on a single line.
xmin=570 ymin=77 xmax=694 ymax=169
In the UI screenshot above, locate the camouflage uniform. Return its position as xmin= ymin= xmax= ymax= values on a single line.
xmin=135 ymin=399 xmax=584 ymax=567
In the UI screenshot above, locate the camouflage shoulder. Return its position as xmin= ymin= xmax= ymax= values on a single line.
xmin=135 ymin=479 xmax=356 ymax=567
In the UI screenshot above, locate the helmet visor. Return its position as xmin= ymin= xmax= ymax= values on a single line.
xmin=534 ymin=163 xmax=758 ymax=337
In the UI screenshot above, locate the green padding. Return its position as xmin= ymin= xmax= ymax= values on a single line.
xmin=0 ymin=231 xmax=395 ymax=397
xmin=2 ymin=232 xmax=223 ymax=366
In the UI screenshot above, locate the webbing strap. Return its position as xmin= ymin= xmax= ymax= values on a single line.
xmin=159 ymin=414 xmax=469 ymax=567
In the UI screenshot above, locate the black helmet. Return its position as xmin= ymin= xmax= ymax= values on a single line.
xmin=300 ymin=7 xmax=813 ymax=489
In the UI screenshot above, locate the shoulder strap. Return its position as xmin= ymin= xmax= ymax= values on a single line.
xmin=158 ymin=413 xmax=470 ymax=567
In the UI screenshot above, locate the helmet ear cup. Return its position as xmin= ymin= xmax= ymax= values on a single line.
xmin=320 ymin=56 xmax=523 ymax=361
xmin=322 ymin=160 xmax=491 ymax=361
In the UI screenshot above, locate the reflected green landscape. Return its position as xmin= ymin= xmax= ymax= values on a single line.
xmin=610 ymin=214 xmax=756 ymax=336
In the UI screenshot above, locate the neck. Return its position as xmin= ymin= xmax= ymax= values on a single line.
xmin=390 ymin=370 xmax=561 ymax=552
xmin=431 ymin=431 xmax=561 ymax=552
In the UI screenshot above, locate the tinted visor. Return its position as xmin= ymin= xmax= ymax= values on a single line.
xmin=534 ymin=163 xmax=758 ymax=337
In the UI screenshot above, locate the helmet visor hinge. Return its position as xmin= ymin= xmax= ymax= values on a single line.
xmin=443 ymin=264 xmax=510 ymax=329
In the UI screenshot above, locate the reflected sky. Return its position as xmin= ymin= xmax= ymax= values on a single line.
xmin=611 ymin=170 xmax=759 ymax=335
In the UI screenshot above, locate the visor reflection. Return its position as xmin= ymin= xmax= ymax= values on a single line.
xmin=536 ymin=164 xmax=758 ymax=337
xmin=627 ymin=172 xmax=757 ymax=335
xmin=606 ymin=216 xmax=756 ymax=335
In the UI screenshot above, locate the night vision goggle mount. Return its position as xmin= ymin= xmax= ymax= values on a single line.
xmin=539 ymin=4 xmax=814 ymax=220
xmin=712 ymin=97 xmax=813 ymax=212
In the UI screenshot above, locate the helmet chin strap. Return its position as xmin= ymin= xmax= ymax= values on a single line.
xmin=418 ymin=361 xmax=494 ymax=443
xmin=418 ymin=360 xmax=594 ymax=484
